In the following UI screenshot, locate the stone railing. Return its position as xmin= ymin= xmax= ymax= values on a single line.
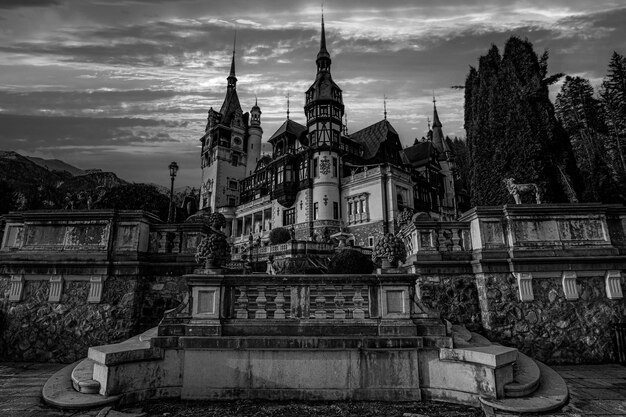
xmin=342 ymin=166 xmax=382 ymax=185
xmin=157 ymin=273 xmax=441 ymax=338
xmin=233 ymin=240 xmax=336 ymax=261
xmin=460 ymin=204 xmax=623 ymax=257
xmin=399 ymin=221 xmax=472 ymax=259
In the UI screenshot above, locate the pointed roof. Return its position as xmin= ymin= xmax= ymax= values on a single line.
xmin=268 ymin=119 xmax=307 ymax=142
xmin=317 ymin=14 xmax=330 ymax=62
xmin=218 ymin=88 xmax=242 ymax=125
xmin=403 ymin=141 xmax=439 ymax=168
xmin=430 ymin=99 xmax=450 ymax=160
xmin=349 ymin=119 xmax=399 ymax=160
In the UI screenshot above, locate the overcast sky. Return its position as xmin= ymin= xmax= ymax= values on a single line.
xmin=1 ymin=0 xmax=625 ymax=187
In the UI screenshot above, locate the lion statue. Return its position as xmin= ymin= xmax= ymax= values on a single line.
xmin=504 ymin=178 xmax=542 ymax=204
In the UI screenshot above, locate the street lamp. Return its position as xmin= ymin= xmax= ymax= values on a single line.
xmin=168 ymin=161 xmax=179 ymax=223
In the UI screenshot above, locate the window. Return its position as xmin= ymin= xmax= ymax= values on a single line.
xmin=313 ymin=158 xmax=319 ymax=177
xmin=228 ymin=196 xmax=236 ymax=206
xmin=333 ymin=202 xmax=339 ymax=219
xmin=368 ymin=236 xmax=374 ymax=247
xmin=283 ymin=208 xmax=296 ymax=226
xmin=299 ymin=160 xmax=308 ymax=180
xmin=228 ymin=180 xmax=238 ymax=190
xmin=276 ymin=165 xmax=284 ymax=184
xmin=313 ymin=202 xmax=319 ymax=220
xmin=346 ymin=193 xmax=370 ymax=224
xmin=231 ymin=153 xmax=239 ymax=166
xmin=396 ymin=185 xmax=410 ymax=211
xmin=332 ymin=157 xmax=338 ymax=177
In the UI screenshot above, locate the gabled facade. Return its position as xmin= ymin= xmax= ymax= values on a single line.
xmin=198 ymin=17 xmax=462 ymax=255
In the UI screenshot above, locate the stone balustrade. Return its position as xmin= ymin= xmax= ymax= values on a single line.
xmin=157 ymin=273 xmax=441 ymax=338
xmin=400 ymin=220 xmax=472 ymax=261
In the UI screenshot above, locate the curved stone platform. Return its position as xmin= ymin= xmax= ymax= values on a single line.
xmin=480 ymin=360 xmax=569 ymax=414
xmin=42 ymin=360 xmax=120 ymax=409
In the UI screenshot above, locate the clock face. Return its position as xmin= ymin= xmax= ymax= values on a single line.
xmin=233 ymin=137 xmax=242 ymax=146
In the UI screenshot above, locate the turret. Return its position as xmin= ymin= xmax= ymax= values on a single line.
xmin=305 ymin=14 xmax=342 ymax=228
xmin=247 ymin=98 xmax=263 ymax=175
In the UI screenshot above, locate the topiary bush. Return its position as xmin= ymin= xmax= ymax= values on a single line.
xmin=328 ymin=249 xmax=374 ymax=274
xmin=195 ymin=233 xmax=231 ymax=268
xmin=269 ymin=227 xmax=291 ymax=245
xmin=372 ymin=233 xmax=407 ymax=267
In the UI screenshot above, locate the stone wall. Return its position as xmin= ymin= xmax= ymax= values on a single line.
xmin=137 ymin=275 xmax=188 ymax=331
xmin=477 ymin=273 xmax=626 ymax=364
xmin=420 ymin=274 xmax=483 ymax=332
xmin=348 ymin=220 xmax=386 ymax=247
xmin=0 ymin=276 xmax=140 ymax=363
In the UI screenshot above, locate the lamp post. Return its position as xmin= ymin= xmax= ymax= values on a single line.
xmin=168 ymin=161 xmax=179 ymax=223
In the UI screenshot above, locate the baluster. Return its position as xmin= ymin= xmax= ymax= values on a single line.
xmin=274 ymin=286 xmax=285 ymax=319
xmin=334 ymin=285 xmax=346 ymax=319
xmin=255 ymin=286 xmax=267 ymax=319
xmin=451 ymin=228 xmax=462 ymax=251
xmin=352 ymin=285 xmax=365 ymax=319
xmin=236 ymin=286 xmax=249 ymax=319
xmin=315 ymin=285 xmax=327 ymax=319
xmin=437 ymin=229 xmax=448 ymax=252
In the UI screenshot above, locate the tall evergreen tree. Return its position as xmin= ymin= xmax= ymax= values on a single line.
xmin=555 ymin=76 xmax=623 ymax=202
xmin=600 ymin=52 xmax=626 ymax=176
xmin=464 ymin=37 xmax=582 ymax=205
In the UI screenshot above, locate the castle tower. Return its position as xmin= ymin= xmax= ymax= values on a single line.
xmin=247 ymin=98 xmax=263 ymax=176
xmin=199 ymin=39 xmax=248 ymax=211
xmin=304 ymin=14 xmax=344 ymax=229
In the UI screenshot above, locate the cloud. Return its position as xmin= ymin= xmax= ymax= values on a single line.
xmin=0 ymin=0 xmax=58 ymax=8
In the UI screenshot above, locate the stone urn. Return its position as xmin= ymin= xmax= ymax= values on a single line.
xmin=373 ymin=233 xmax=407 ymax=270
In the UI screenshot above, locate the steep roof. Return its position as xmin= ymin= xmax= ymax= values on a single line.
xmin=349 ymin=119 xmax=398 ymax=160
xmin=431 ymin=103 xmax=451 ymax=160
xmin=403 ymin=141 xmax=439 ymax=167
xmin=268 ymin=119 xmax=307 ymax=142
xmin=218 ymin=88 xmax=242 ymax=126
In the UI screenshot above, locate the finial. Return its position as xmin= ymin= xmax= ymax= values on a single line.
xmin=255 ymin=95 xmax=258 ymax=107
xmin=286 ymin=91 xmax=290 ymax=120
xmin=427 ymin=116 xmax=431 ymax=130
xmin=433 ymin=90 xmax=436 ymax=105
xmin=383 ymin=95 xmax=388 ymax=120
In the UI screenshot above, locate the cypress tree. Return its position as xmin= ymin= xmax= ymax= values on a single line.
xmin=464 ymin=37 xmax=582 ymax=205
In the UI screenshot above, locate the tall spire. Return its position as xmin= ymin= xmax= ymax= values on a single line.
xmin=227 ymin=32 xmax=237 ymax=89
xmin=383 ymin=95 xmax=388 ymax=120
xmin=286 ymin=91 xmax=290 ymax=120
xmin=316 ymin=8 xmax=331 ymax=73
xmin=432 ymin=92 xmax=442 ymax=128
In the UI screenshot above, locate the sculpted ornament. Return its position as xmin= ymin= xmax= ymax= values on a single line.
xmin=319 ymin=157 xmax=331 ymax=175
xmin=504 ymin=178 xmax=542 ymax=205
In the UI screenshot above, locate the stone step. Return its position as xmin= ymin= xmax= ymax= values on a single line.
xmin=42 ymin=360 xmax=120 ymax=410
xmin=480 ymin=360 xmax=569 ymax=414
xmin=71 ymin=358 xmax=100 ymax=394
xmin=504 ymin=352 xmax=540 ymax=398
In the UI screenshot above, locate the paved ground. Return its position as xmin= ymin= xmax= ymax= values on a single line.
xmin=0 ymin=362 xmax=625 ymax=416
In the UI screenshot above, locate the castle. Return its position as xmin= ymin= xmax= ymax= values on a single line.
xmin=198 ymin=16 xmax=465 ymax=254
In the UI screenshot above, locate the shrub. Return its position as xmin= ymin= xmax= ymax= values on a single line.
xmin=328 ymin=249 xmax=374 ymax=274
xmin=269 ymin=227 xmax=291 ymax=245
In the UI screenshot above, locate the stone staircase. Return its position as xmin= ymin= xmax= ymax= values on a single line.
xmin=450 ymin=326 xmax=569 ymax=415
